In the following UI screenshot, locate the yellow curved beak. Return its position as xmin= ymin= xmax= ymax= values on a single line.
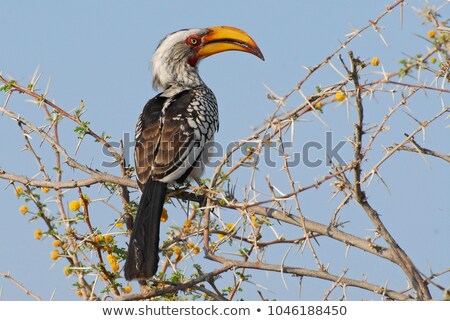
xmin=198 ymin=26 xmax=264 ymax=61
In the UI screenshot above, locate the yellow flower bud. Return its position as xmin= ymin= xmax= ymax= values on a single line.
xmin=107 ymin=253 xmax=119 ymax=272
xmin=427 ymin=29 xmax=436 ymax=39
xmin=34 ymin=228 xmax=43 ymax=240
xmin=106 ymin=253 xmax=116 ymax=264
xmin=41 ymin=187 xmax=50 ymax=193
xmin=122 ymin=285 xmax=132 ymax=294
xmin=50 ymin=249 xmax=60 ymax=260
xmin=171 ymin=246 xmax=184 ymax=263
xmin=251 ymin=215 xmax=262 ymax=228
xmin=19 ymin=205 xmax=29 ymax=215
xmin=218 ymin=223 xmax=236 ymax=239
xmin=173 ymin=245 xmax=182 ymax=256
xmin=112 ymin=263 xmax=119 ymax=272
xmin=371 ymin=56 xmax=380 ymax=67
xmin=192 ymin=246 xmax=200 ymax=255
xmin=160 ymin=208 xmax=168 ymax=222
xmin=69 ymin=200 xmax=80 ymax=211
xmin=103 ymin=234 xmax=113 ymax=243
xmin=183 ymin=220 xmax=193 ymax=233
xmin=335 ymin=91 xmax=346 ymax=102
xmin=430 ymin=57 xmax=437 ymax=64
xmin=225 ymin=223 xmax=235 ymax=233
xmin=64 ymin=266 xmax=72 ymax=276
xmin=52 ymin=239 xmax=63 ymax=247
xmin=15 ymin=186 xmax=23 ymax=196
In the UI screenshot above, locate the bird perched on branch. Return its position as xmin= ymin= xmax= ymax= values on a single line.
xmin=124 ymin=26 xmax=264 ymax=281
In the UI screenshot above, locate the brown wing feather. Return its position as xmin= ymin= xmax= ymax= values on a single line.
xmin=135 ymin=90 xmax=197 ymax=190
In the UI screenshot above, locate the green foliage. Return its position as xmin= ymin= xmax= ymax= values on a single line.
xmin=0 ymin=79 xmax=16 ymax=92
xmin=74 ymin=121 xmax=91 ymax=139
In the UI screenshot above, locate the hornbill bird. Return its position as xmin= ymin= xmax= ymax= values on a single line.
xmin=124 ymin=26 xmax=264 ymax=281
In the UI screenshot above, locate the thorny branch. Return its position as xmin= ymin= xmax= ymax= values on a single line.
xmin=0 ymin=272 xmax=42 ymax=301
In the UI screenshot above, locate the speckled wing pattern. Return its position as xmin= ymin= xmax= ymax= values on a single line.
xmin=134 ymin=86 xmax=218 ymax=190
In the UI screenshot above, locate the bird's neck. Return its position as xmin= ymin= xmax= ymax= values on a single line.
xmin=152 ymin=60 xmax=205 ymax=91
xmin=160 ymin=83 xmax=198 ymax=98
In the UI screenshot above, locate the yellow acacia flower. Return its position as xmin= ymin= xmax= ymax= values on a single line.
xmin=15 ymin=186 xmax=23 ymax=196
xmin=225 ymin=223 xmax=235 ymax=232
xmin=122 ymin=285 xmax=132 ymax=294
xmin=69 ymin=200 xmax=80 ymax=211
xmin=34 ymin=228 xmax=43 ymax=240
xmin=103 ymin=234 xmax=114 ymax=243
xmin=251 ymin=215 xmax=262 ymax=228
xmin=106 ymin=253 xmax=115 ymax=264
xmin=19 ymin=205 xmax=29 ymax=215
xmin=335 ymin=91 xmax=346 ymax=102
xmin=52 ymin=239 xmax=63 ymax=247
xmin=111 ymin=262 xmax=120 ymax=273
xmin=183 ymin=220 xmax=192 ymax=233
xmin=187 ymin=242 xmax=195 ymax=249
xmin=50 ymin=249 xmax=60 ymax=260
xmin=172 ymin=245 xmax=184 ymax=262
xmin=314 ymin=101 xmax=323 ymax=109
xmin=93 ymin=234 xmax=103 ymax=243
xmin=430 ymin=57 xmax=437 ymax=64
xmin=192 ymin=246 xmax=200 ymax=255
xmin=41 ymin=187 xmax=50 ymax=193
xmin=107 ymin=253 xmax=119 ymax=272
xmin=63 ymin=266 xmax=72 ymax=276
xmin=76 ymin=290 xmax=83 ymax=297
xmin=218 ymin=223 xmax=235 ymax=239
xmin=115 ymin=222 xmax=124 ymax=229
xmin=173 ymin=245 xmax=182 ymax=256
xmin=427 ymin=29 xmax=436 ymax=39
xmin=371 ymin=56 xmax=380 ymax=67
xmin=183 ymin=221 xmax=192 ymax=233
xmin=160 ymin=208 xmax=168 ymax=222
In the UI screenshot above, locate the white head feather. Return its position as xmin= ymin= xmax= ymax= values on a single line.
xmin=151 ymin=28 xmax=208 ymax=91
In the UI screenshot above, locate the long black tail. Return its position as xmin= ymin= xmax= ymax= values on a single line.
xmin=124 ymin=179 xmax=167 ymax=281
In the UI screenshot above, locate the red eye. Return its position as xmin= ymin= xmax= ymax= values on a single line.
xmin=186 ymin=35 xmax=201 ymax=47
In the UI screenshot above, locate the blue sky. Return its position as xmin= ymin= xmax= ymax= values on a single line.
xmin=1 ymin=1 xmax=449 ymax=300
